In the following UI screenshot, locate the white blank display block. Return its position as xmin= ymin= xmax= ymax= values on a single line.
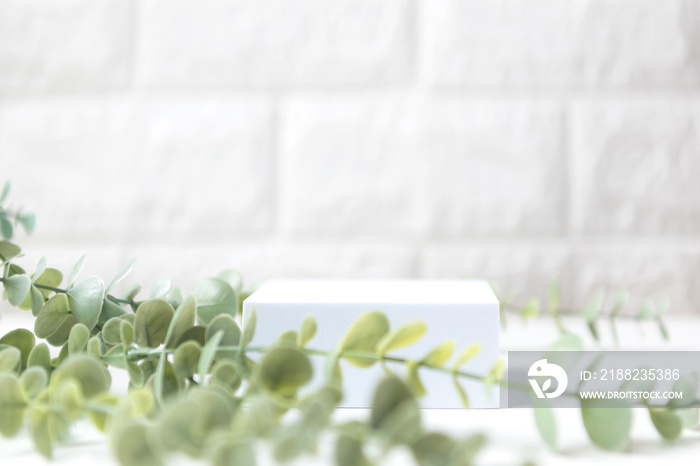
xmin=242 ymin=279 xmax=500 ymax=408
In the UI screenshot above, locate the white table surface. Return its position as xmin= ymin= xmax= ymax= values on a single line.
xmin=1 ymin=310 xmax=699 ymax=466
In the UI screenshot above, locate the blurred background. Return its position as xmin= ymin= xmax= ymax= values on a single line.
xmin=0 ymin=0 xmax=698 ymax=314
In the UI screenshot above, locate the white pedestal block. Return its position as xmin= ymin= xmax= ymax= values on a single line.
xmin=242 ymin=279 xmax=500 ymax=408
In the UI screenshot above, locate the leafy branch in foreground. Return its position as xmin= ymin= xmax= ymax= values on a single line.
xmin=496 ymin=277 xmax=671 ymax=345
xmin=0 ymin=182 xmax=697 ymax=465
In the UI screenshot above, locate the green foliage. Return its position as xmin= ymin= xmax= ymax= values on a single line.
xmin=0 ymin=188 xmax=695 ymax=466
xmin=339 ymin=311 xmax=389 ymax=367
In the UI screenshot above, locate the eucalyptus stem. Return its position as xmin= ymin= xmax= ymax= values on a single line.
xmin=0 ymin=276 xmax=137 ymax=306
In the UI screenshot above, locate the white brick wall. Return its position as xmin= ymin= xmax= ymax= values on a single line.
xmin=1 ymin=0 xmax=699 ymax=314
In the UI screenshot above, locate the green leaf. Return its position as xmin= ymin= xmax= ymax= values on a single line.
xmin=195 ymin=278 xmax=237 ymax=325
xmin=150 ymin=277 xmax=172 ymax=299
xmin=453 ymin=377 xmax=469 ymax=408
xmin=173 ymin=341 xmax=201 ymax=382
xmin=0 ymin=347 xmax=20 ymax=373
xmin=46 ymin=315 xmax=77 ymax=347
xmin=649 ymin=408 xmax=682 ymax=441
xmin=106 ymin=257 xmax=137 ymax=293
xmin=29 ymin=407 xmax=53 ymax=458
xmin=30 ymin=285 xmax=44 ymax=316
xmin=377 ymin=321 xmax=426 ymax=356
xmin=241 ymin=306 xmax=257 ymax=349
xmin=0 ymin=328 xmax=35 ymax=370
xmin=68 ymin=323 xmax=90 ymax=354
xmin=55 ymin=378 xmax=84 ymax=421
xmin=534 ymin=406 xmax=557 ymax=451
xmin=34 ymin=294 xmax=71 ymax=339
xmin=66 ymin=255 xmax=86 ymax=288
xmin=411 ymin=432 xmax=454 ymax=466
xmin=206 ymin=314 xmax=241 ymax=359
xmin=102 ymin=317 xmax=123 ymax=345
xmin=120 ymin=320 xmax=134 ymax=348
xmin=176 ymin=326 xmax=206 ymax=347
xmin=217 ymin=269 xmax=243 ymax=294
xmin=370 ymin=375 xmax=417 ymax=429
xmin=19 ymin=366 xmax=48 ymax=399
xmin=452 ymin=343 xmax=481 ymax=371
xmin=18 ymin=212 xmax=36 ymax=234
xmin=0 ymin=215 xmax=13 ymax=240
xmin=199 ymin=330 xmax=224 ymax=379
xmin=32 ymin=267 xmax=63 ymax=299
xmin=0 ymin=181 xmax=9 ymax=203
xmin=27 ymin=343 xmax=51 ymax=372
xmin=421 ymin=340 xmax=455 ymax=367
xmin=0 ymin=241 xmax=20 ymax=260
xmin=101 ymin=298 xmax=126 ymax=322
xmin=51 ymin=355 xmax=110 ymax=398
xmin=211 ymin=360 xmax=242 ymax=392
xmin=258 ymin=347 xmax=313 ymax=397
xmin=0 ymin=374 xmax=27 ymax=437
xmin=336 ymin=434 xmax=370 ymax=466
xmin=522 ymin=298 xmax=540 ymax=320
xmin=339 ymin=311 xmax=390 ymax=367
xmin=406 ymin=361 xmax=426 ymax=397
xmin=4 ymin=274 xmax=30 ymax=306
xmin=584 ymin=289 xmax=605 ymax=323
xmin=67 ymin=277 xmax=105 ymax=330
xmin=581 ymin=401 xmax=632 ymax=451
xmin=33 ymin=256 xmax=48 ymax=281
xmin=169 ymin=287 xmax=183 ymax=309
xmin=297 ymin=315 xmax=317 ymax=348
xmin=134 ymin=299 xmax=174 ymax=348
xmin=113 ymin=422 xmax=162 ymax=466
xmin=123 ymin=283 xmax=141 ymax=302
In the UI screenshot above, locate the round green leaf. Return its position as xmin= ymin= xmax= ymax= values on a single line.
xmin=55 ymin=378 xmax=84 ymax=421
xmin=0 ymin=328 xmax=35 ymax=370
xmin=67 ymin=277 xmax=105 ymax=331
xmin=68 ymin=323 xmax=90 ymax=355
xmin=19 ymin=366 xmax=48 ymax=398
xmin=0 ymin=347 xmax=21 ymax=373
xmin=173 ymin=341 xmax=201 ymax=382
xmin=150 ymin=277 xmax=172 ymax=299
xmin=336 ymin=434 xmax=370 ymax=466
xmin=4 ymin=274 xmax=31 ymax=306
xmin=581 ymin=401 xmax=632 ymax=451
xmin=339 ymin=311 xmax=390 ymax=367
xmin=51 ymin=355 xmax=110 ymax=399
xmin=32 ymin=268 xmax=63 ymax=299
xmin=0 ymin=374 xmax=27 ymax=437
xmin=165 ymin=295 xmax=196 ymax=349
xmin=35 ymin=297 xmax=70 ymax=342
xmin=102 ymin=317 xmax=123 ymax=345
xmin=649 ymin=408 xmax=683 ymax=441
xmin=27 ymin=343 xmax=51 ymax=372
xmin=134 ymin=299 xmax=174 ymax=348
xmin=114 ymin=422 xmax=162 ymax=466
xmin=46 ymin=315 xmax=78 ymax=347
xmin=241 ymin=307 xmax=256 ymax=348
xmin=370 ymin=375 xmax=416 ymax=429
xmin=176 ymin=326 xmax=206 ymax=347
xmin=211 ymin=360 xmax=242 ymax=392
xmin=258 ymin=347 xmax=313 ymax=397
xmin=0 ymin=241 xmax=20 ymax=260
xmin=206 ymin=314 xmax=241 ymax=350
xmin=120 ymin=320 xmax=135 ymax=348
xmin=195 ymin=278 xmax=237 ymax=325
